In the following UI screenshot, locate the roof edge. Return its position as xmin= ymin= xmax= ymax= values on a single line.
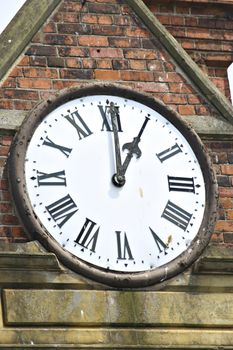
xmin=0 ymin=0 xmax=61 ymax=82
xmin=127 ymin=0 xmax=233 ymax=124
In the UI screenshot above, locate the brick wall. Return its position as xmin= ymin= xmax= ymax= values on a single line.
xmin=0 ymin=0 xmax=232 ymax=245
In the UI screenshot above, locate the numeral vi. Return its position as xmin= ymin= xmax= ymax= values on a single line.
xmin=116 ymin=231 xmax=134 ymax=260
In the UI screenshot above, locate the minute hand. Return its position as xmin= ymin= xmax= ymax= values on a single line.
xmin=121 ymin=116 xmax=150 ymax=176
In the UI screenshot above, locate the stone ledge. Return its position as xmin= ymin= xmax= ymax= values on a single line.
xmin=0 ymin=242 xmax=232 ymax=291
xmin=3 ymin=288 xmax=233 ymax=327
xmin=1 ymin=109 xmax=233 ymax=137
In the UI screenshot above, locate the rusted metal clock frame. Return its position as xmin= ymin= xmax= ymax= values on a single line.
xmin=8 ymin=84 xmax=218 ymax=288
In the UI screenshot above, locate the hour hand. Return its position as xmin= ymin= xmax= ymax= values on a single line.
xmin=121 ymin=116 xmax=150 ymax=176
xmin=122 ymin=138 xmax=142 ymax=159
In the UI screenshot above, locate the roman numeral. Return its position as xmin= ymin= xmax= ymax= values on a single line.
xmin=168 ymin=176 xmax=195 ymax=193
xmin=74 ymin=218 xmax=99 ymax=253
xmin=149 ymin=228 xmax=168 ymax=253
xmin=98 ymin=104 xmax=123 ymax=132
xmin=161 ymin=200 xmax=192 ymax=231
xmin=37 ymin=170 xmax=66 ymax=186
xmin=64 ymin=110 xmax=93 ymax=140
xmin=46 ymin=194 xmax=78 ymax=228
xmin=42 ymin=136 xmax=72 ymax=158
xmin=116 ymin=231 xmax=134 ymax=260
xmin=156 ymin=143 xmax=182 ymax=163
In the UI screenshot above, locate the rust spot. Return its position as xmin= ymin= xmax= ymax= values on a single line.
xmin=139 ymin=187 xmax=143 ymax=198
xmin=167 ymin=234 xmax=172 ymax=245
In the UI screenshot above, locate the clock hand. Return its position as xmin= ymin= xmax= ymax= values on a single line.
xmin=121 ymin=116 xmax=150 ymax=176
xmin=109 ymin=102 xmax=126 ymax=187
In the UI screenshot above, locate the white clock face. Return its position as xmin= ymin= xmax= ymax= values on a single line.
xmin=24 ymin=93 xmax=206 ymax=274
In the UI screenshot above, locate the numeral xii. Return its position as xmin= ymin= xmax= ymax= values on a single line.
xmin=98 ymin=104 xmax=123 ymax=132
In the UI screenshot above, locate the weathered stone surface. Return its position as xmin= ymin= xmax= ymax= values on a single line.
xmin=0 ymin=328 xmax=233 ymax=348
xmin=3 ymin=288 xmax=233 ymax=327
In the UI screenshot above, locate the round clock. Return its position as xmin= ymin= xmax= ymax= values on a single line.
xmin=8 ymin=84 xmax=217 ymax=288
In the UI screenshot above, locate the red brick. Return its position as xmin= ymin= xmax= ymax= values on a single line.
xmin=23 ymin=68 xmax=58 ymax=79
xmin=53 ymin=80 xmax=79 ymax=90
xmin=156 ymin=14 xmax=171 ymax=25
xmin=26 ymin=45 xmax=57 ymax=56
xmin=219 ymin=187 xmax=233 ymax=198
xmin=82 ymin=59 xmax=96 ymax=69
xmin=11 ymin=226 xmax=27 ymax=238
xmin=78 ymin=36 xmax=109 ymax=47
xmin=14 ymin=100 xmax=35 ymax=110
xmin=129 ymin=60 xmax=147 ymax=70
xmin=0 ymin=145 xmax=10 ymax=157
xmin=178 ymin=105 xmax=195 ymax=115
xmin=125 ymin=27 xmax=149 ymax=38
xmin=92 ymin=25 xmax=124 ymax=36
xmin=2 ymin=89 xmax=39 ymax=100
xmin=0 ymin=203 xmax=12 ymax=213
xmin=44 ymin=34 xmax=77 ymax=46
xmin=2 ymin=78 xmax=17 ymax=88
xmin=60 ymin=69 xmax=93 ymax=79
xmin=18 ymin=78 xmax=52 ymax=89
xmin=169 ymin=83 xmax=194 ymax=94
xmin=135 ymin=82 xmax=169 ymax=93
xmin=59 ymin=2 xmax=82 ymax=12
xmin=215 ymin=220 xmax=233 ymax=232
xmin=47 ymin=57 xmax=65 ymax=67
xmin=98 ymin=15 xmax=113 ymax=25
xmin=9 ymin=67 xmax=23 ymax=77
xmin=147 ymin=61 xmax=163 ymax=72
xmin=61 ymin=12 xmax=78 ymax=23
xmin=66 ymin=58 xmax=82 ymax=68
xmin=120 ymin=70 xmax=154 ymax=82
xmin=43 ymin=22 xmax=57 ymax=33
xmin=81 ymin=14 xmax=98 ymax=24
xmin=0 ymin=99 xmax=14 ymax=109
xmin=163 ymin=94 xmax=187 ymax=104
xmin=108 ymin=37 xmax=140 ymax=48
xmin=124 ymin=49 xmax=157 ymax=60
xmin=95 ymin=70 xmax=120 ymax=80
xmin=221 ymin=165 xmax=233 ymax=175
xmin=187 ymin=28 xmax=211 ymax=39
xmin=96 ymin=60 xmax=112 ymax=69
xmin=1 ymin=214 xmax=19 ymax=225
xmin=1 ymin=136 xmax=13 ymax=146
xmin=226 ymin=210 xmax=233 ymax=220
xmin=58 ymin=47 xmax=88 ymax=57
xmin=211 ymin=232 xmax=224 ymax=243
xmin=17 ymin=56 xmax=30 ymax=66
xmin=90 ymin=48 xmax=123 ymax=58
xmin=29 ymin=57 xmax=47 ymax=67
xmin=88 ymin=3 xmax=119 ymax=14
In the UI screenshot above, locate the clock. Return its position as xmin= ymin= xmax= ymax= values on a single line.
xmin=8 ymin=84 xmax=217 ymax=288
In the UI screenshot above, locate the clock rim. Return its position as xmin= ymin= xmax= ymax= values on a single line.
xmin=8 ymin=83 xmax=218 ymax=288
